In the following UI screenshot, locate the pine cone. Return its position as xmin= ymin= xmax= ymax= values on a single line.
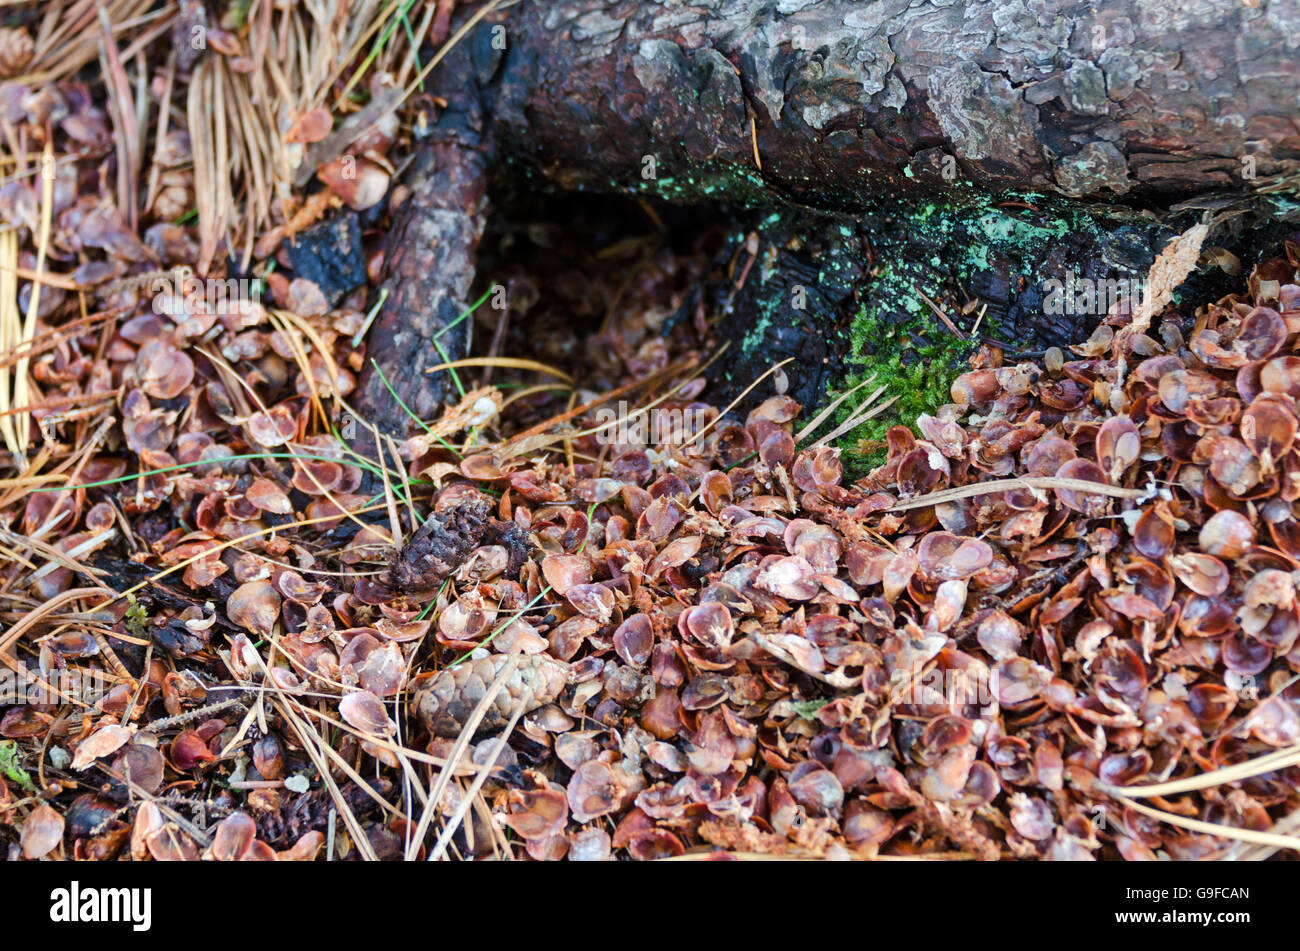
xmin=390 ymin=492 xmax=534 ymax=592
xmin=390 ymin=495 xmax=493 ymax=592
xmin=0 ymin=28 xmax=33 ymax=79
xmin=252 ymin=784 xmax=373 ymax=848
xmin=411 ymin=653 xmax=569 ymax=737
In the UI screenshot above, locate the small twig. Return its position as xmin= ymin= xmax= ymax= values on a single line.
xmin=226 ymin=779 xmax=285 ymax=790
xmin=143 ymin=690 xmax=254 ymax=734
xmin=917 ymin=290 xmax=966 ymax=339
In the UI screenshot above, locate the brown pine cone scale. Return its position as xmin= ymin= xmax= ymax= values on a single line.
xmin=411 ymin=653 xmax=569 ymax=737
xmin=0 ymin=27 xmax=34 ymax=78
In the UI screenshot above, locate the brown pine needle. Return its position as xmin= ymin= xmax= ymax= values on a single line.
xmin=795 ymin=373 xmax=877 ymax=444
xmin=883 ymin=476 xmax=1145 ymax=513
xmin=13 ymin=137 xmax=54 ymax=456
xmin=810 ymin=388 xmax=896 ymax=449
xmin=425 ymin=356 xmax=573 ymax=383
xmin=686 ymin=357 xmax=794 ymax=448
xmin=505 ymin=355 xmax=699 ymax=444
xmin=1100 ymin=745 xmax=1300 ymax=799
xmin=1117 ymin=796 xmax=1300 ymax=853
xmin=917 ymin=290 xmax=966 ymax=339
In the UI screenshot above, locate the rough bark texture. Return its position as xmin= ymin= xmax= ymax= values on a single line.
xmin=353 ymin=44 xmax=494 ymax=431
xmin=357 ymin=0 xmax=1300 ymax=434
xmin=486 ymin=0 xmax=1300 ymax=205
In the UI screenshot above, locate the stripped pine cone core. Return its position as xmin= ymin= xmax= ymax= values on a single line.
xmin=411 ymin=653 xmax=570 ymax=738
xmin=390 ymin=493 xmax=534 ymax=593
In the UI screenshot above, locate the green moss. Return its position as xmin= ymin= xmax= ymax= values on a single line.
xmin=832 ymin=300 xmax=972 ymax=476
xmin=0 ymin=740 xmax=35 ymax=792
xmin=815 ymin=188 xmax=1123 ymax=477
xmin=125 ymin=594 xmax=150 ymax=639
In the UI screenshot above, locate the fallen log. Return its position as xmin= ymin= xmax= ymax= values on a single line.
xmin=485 ymin=0 xmax=1300 ymax=204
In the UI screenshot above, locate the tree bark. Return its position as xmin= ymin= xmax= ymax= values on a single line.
xmin=355 ymin=0 xmax=1300 ymax=435
xmin=352 ymin=41 xmax=494 ymax=433
xmin=486 ymin=0 xmax=1300 ymax=205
